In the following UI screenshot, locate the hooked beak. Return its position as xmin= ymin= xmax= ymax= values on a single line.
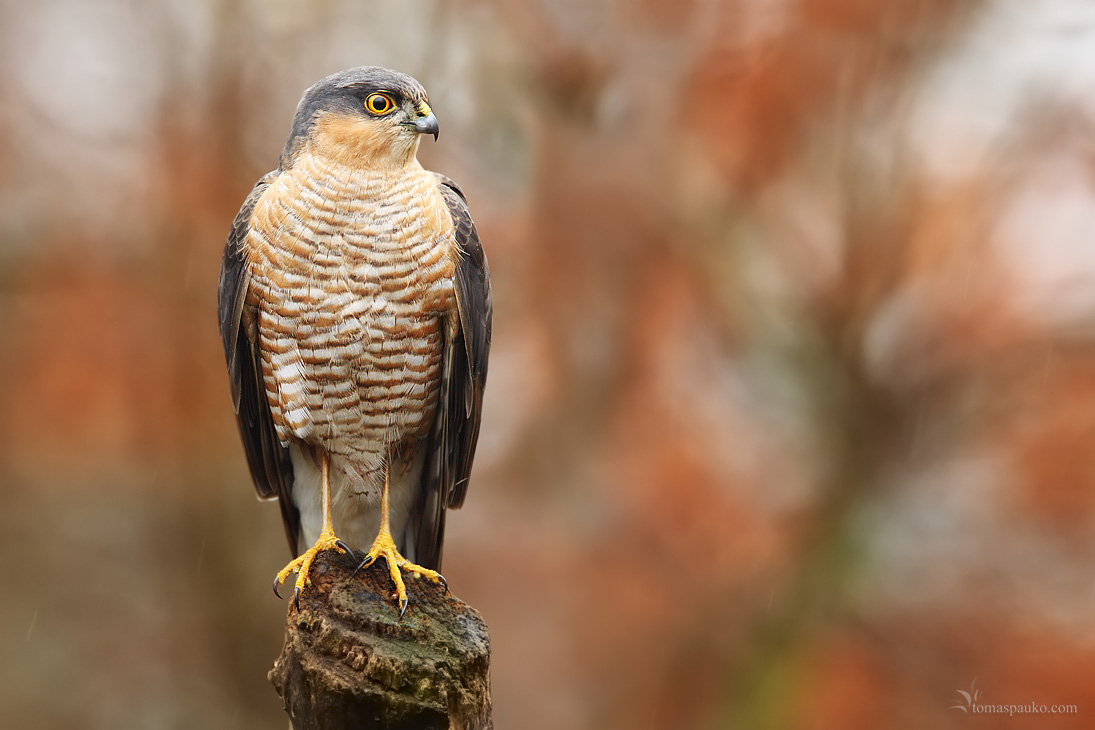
xmin=405 ymin=102 xmax=439 ymax=141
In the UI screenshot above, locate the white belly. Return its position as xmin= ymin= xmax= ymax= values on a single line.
xmin=289 ymin=443 xmax=430 ymax=558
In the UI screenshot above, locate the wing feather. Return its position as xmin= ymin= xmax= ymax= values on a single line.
xmin=413 ymin=175 xmax=492 ymax=569
xmin=217 ymin=172 xmax=300 ymax=554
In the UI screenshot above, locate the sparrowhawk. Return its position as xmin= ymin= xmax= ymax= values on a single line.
xmin=217 ymin=67 xmax=492 ymax=615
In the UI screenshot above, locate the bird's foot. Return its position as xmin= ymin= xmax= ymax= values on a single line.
xmin=355 ymin=530 xmax=446 ymax=619
xmin=274 ymin=531 xmax=350 ymax=609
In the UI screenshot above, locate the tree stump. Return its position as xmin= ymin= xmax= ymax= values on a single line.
xmin=269 ymin=549 xmax=492 ymax=730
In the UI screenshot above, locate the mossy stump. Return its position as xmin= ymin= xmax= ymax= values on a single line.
xmin=269 ymin=549 xmax=492 ymax=730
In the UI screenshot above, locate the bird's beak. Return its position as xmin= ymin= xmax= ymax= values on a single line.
xmin=407 ymin=102 xmax=439 ymax=141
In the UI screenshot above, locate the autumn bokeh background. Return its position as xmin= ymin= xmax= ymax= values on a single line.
xmin=2 ymin=1 xmax=1094 ymax=728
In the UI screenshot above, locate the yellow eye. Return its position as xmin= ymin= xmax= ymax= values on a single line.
xmin=365 ymin=92 xmax=395 ymax=115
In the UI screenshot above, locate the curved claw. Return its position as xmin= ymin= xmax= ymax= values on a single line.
xmin=335 ymin=539 xmax=353 ymax=555
xmin=436 ymin=573 xmax=448 ymax=592
xmin=352 ymin=554 xmax=376 ymax=579
xmin=273 ymin=579 xmax=284 ymax=599
xmin=398 ymin=596 xmax=409 ymax=620
xmin=292 ymin=586 xmax=302 ymax=611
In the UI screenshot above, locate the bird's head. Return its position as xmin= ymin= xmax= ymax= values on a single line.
xmin=280 ymin=66 xmax=439 ymax=170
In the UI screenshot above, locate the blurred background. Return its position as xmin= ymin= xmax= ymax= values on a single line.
xmin=2 ymin=0 xmax=1094 ymax=728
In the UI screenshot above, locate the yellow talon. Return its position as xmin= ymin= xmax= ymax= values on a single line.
xmin=272 ymin=450 xmax=445 ymax=617
xmin=356 ymin=462 xmax=445 ymax=618
xmin=274 ymin=530 xmax=347 ymax=606
xmin=359 ymin=527 xmax=444 ymax=617
xmin=273 ymin=451 xmax=347 ymax=608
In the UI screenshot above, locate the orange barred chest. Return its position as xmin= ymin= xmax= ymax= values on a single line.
xmin=244 ymin=157 xmax=457 ymax=459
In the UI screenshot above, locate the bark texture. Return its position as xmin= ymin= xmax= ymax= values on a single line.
xmin=269 ymin=549 xmax=492 ymax=730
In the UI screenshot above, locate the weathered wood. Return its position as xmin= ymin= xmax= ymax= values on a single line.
xmin=269 ymin=549 xmax=492 ymax=730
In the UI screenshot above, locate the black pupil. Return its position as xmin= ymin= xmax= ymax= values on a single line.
xmin=370 ymin=95 xmax=390 ymax=112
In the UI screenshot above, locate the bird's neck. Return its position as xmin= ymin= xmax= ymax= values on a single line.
xmin=298 ymin=114 xmax=421 ymax=173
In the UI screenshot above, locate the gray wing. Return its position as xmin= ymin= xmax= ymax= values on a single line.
xmin=217 ymin=171 xmax=300 ymax=554
xmin=413 ymin=175 xmax=493 ymax=570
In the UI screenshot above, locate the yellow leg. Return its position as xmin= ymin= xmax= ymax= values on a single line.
xmin=356 ymin=461 xmax=446 ymax=618
xmin=274 ymin=450 xmax=348 ymax=608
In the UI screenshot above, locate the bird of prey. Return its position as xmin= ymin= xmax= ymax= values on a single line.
xmin=217 ymin=67 xmax=491 ymax=615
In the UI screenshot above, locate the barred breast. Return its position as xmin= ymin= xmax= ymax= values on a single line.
xmin=243 ymin=148 xmax=457 ymax=473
